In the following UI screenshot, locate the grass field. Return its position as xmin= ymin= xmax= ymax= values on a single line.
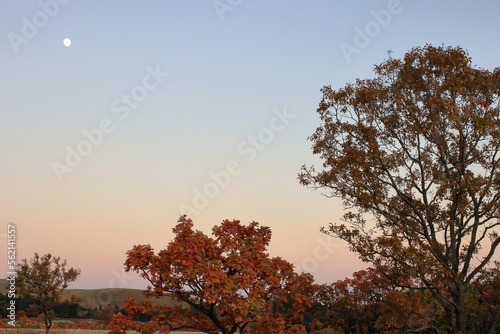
xmin=0 ymin=330 xmax=117 ymax=334
xmin=0 ymin=330 xmax=204 ymax=334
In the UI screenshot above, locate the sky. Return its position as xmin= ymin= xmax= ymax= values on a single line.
xmin=1 ymin=0 xmax=500 ymax=293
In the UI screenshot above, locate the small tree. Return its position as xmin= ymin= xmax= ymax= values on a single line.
xmin=110 ymin=215 xmax=314 ymax=334
xmin=17 ymin=253 xmax=81 ymax=334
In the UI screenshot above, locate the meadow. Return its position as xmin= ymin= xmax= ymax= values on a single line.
xmin=0 ymin=330 xmax=203 ymax=334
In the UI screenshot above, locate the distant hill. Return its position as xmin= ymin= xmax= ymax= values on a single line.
xmin=0 ymin=279 xmax=181 ymax=310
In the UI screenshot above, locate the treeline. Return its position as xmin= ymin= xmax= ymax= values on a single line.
xmin=302 ymin=267 xmax=500 ymax=334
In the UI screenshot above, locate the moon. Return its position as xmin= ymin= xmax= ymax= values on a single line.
xmin=63 ymin=38 xmax=72 ymax=47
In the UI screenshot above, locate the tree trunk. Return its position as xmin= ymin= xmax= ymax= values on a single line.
xmin=452 ymin=283 xmax=467 ymax=334
xmin=44 ymin=320 xmax=51 ymax=334
xmin=43 ymin=308 xmax=52 ymax=334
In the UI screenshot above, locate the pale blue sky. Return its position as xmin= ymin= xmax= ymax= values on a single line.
xmin=1 ymin=0 xmax=499 ymax=289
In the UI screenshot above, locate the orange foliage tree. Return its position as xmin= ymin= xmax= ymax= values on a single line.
xmin=299 ymin=45 xmax=500 ymax=333
xmin=109 ymin=215 xmax=314 ymax=334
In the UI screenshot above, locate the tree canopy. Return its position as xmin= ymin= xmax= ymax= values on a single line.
xmin=17 ymin=253 xmax=81 ymax=334
xmin=110 ymin=215 xmax=314 ymax=334
xmin=299 ymin=45 xmax=500 ymax=333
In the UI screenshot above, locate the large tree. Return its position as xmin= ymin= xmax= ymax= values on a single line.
xmin=110 ymin=215 xmax=314 ymax=334
xmin=299 ymin=45 xmax=500 ymax=333
xmin=17 ymin=253 xmax=81 ymax=334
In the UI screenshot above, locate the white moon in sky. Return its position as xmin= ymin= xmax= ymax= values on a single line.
xmin=63 ymin=38 xmax=71 ymax=47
